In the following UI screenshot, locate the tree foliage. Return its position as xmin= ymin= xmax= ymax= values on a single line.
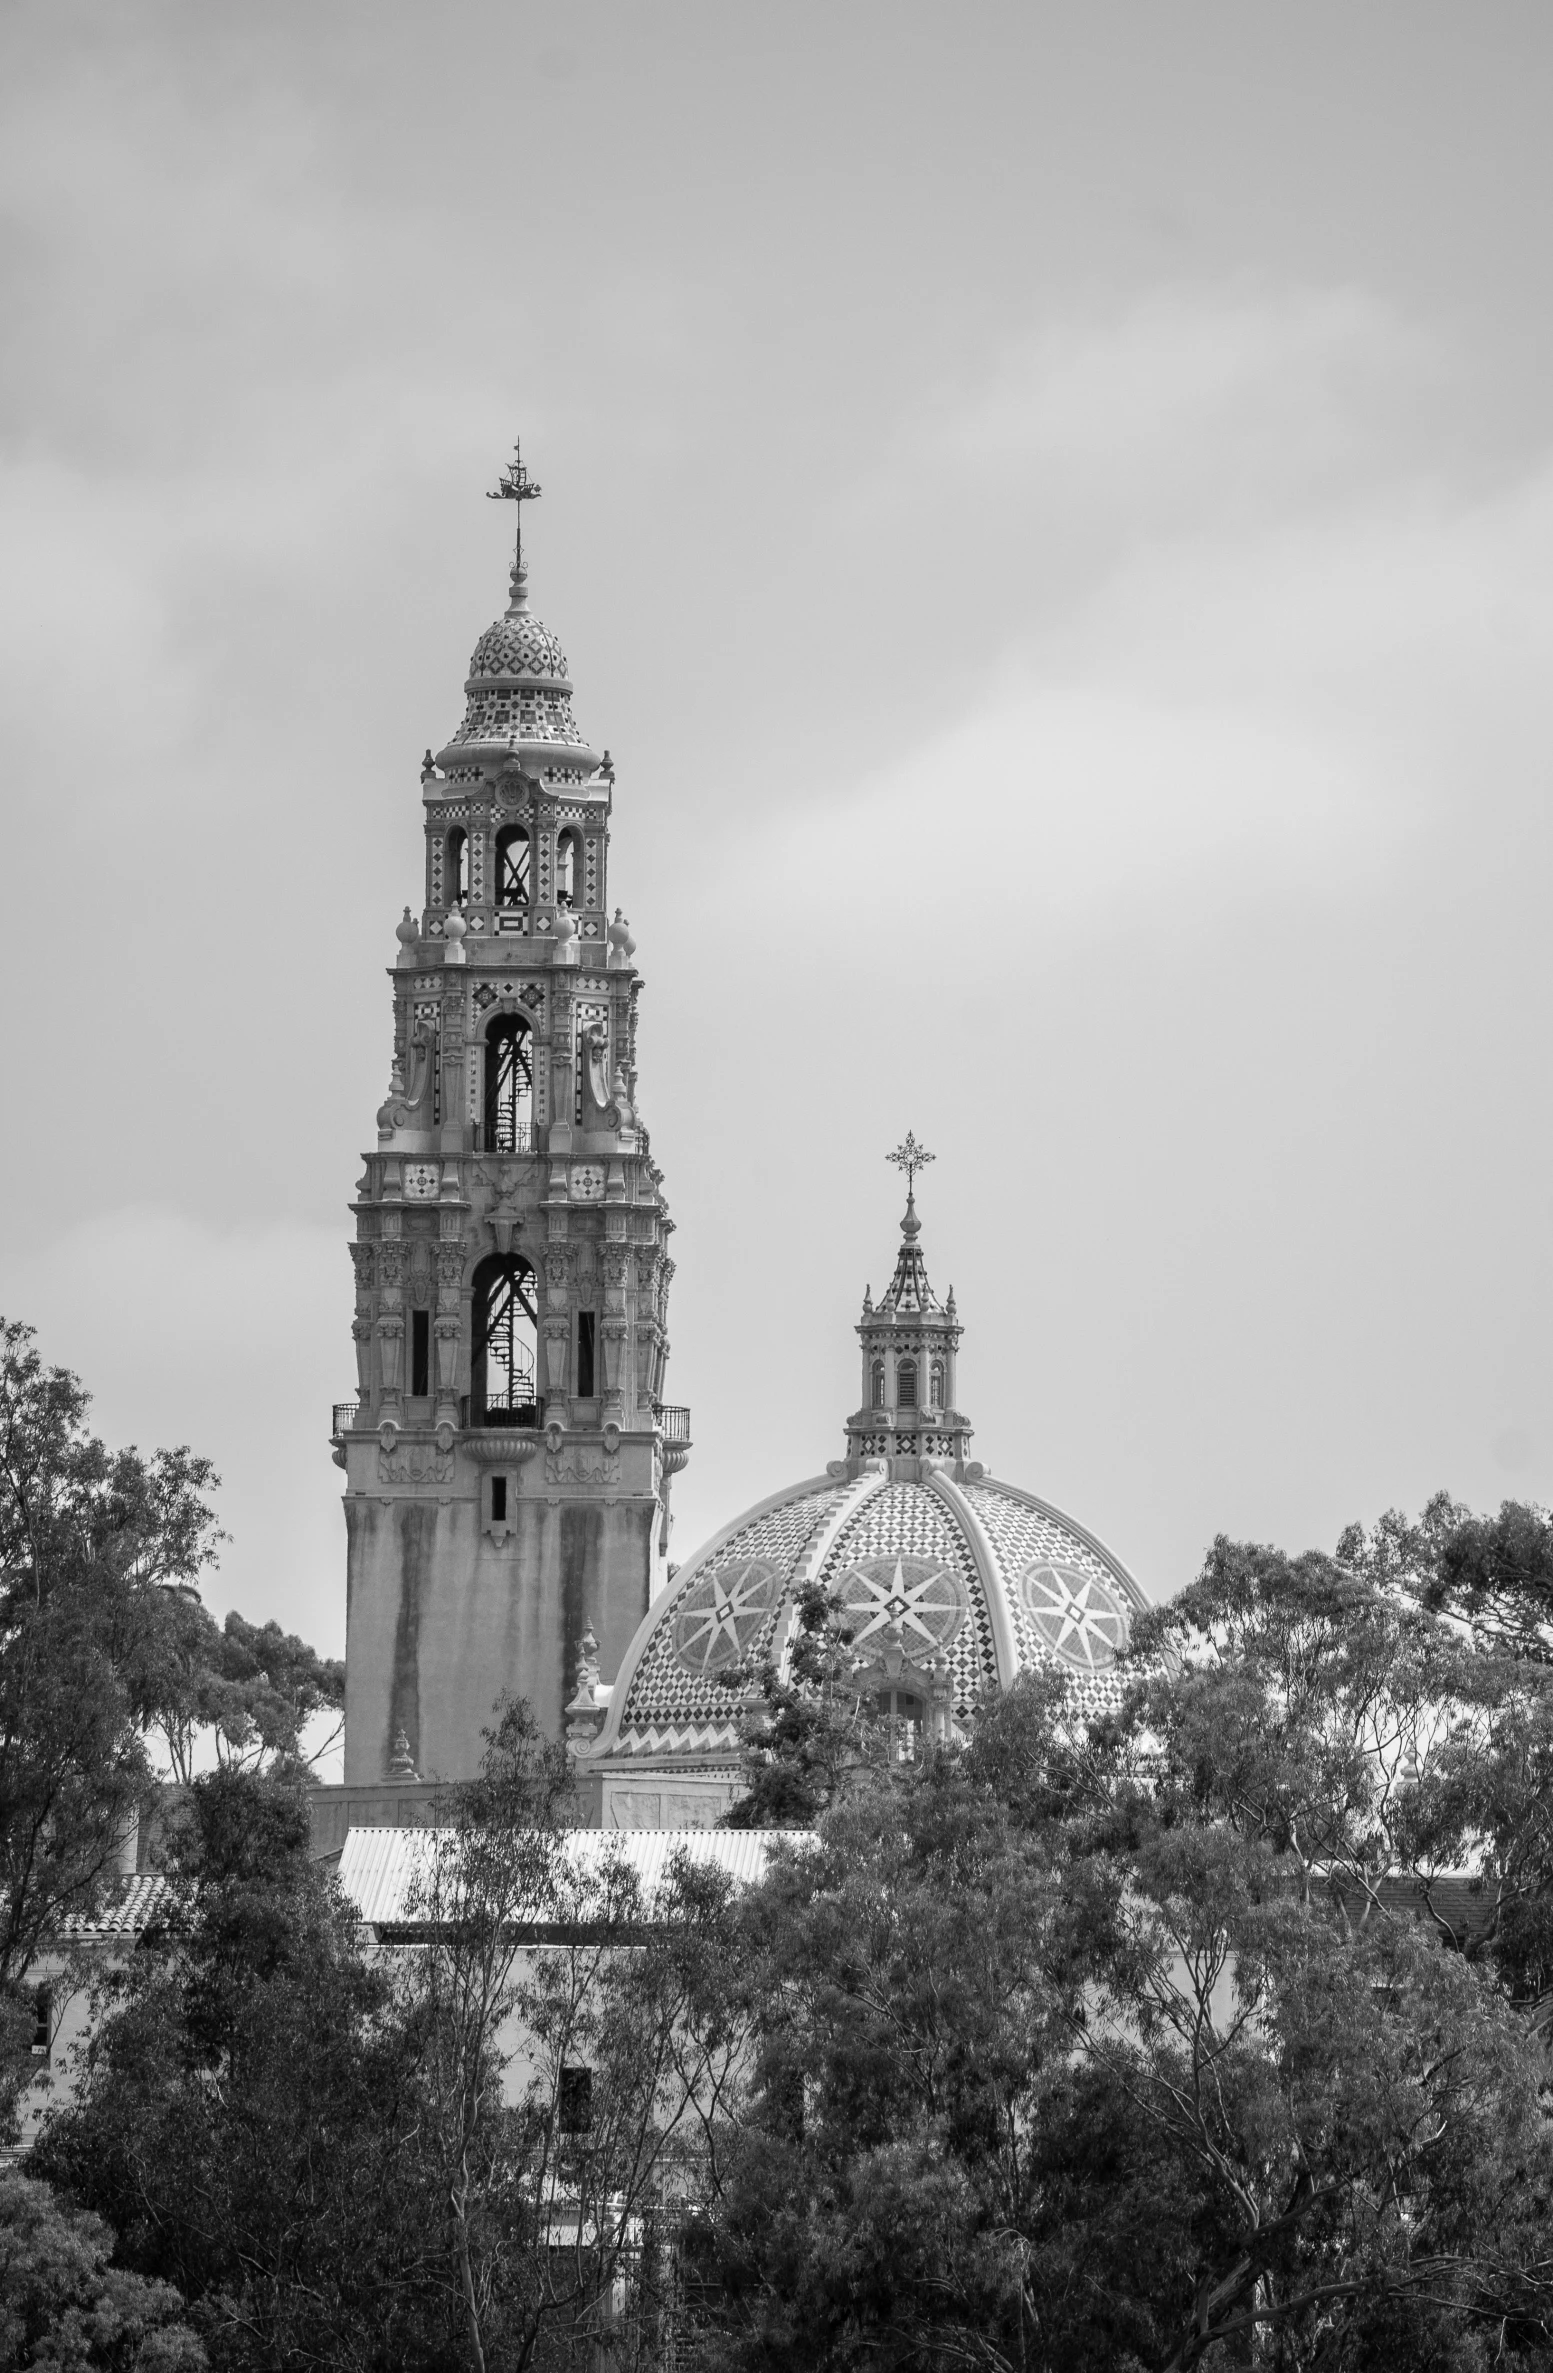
xmin=0 ymin=1318 xmax=226 ymax=2118
xmin=0 ymin=1316 xmax=343 ymax=2117
xmin=722 ymin=1583 xmax=884 ymax=1830
xmin=147 ymin=1604 xmax=344 ymax=1786
xmin=0 ymin=2172 xmax=203 ymax=2373
xmin=402 ymin=1701 xmax=755 ymax=2373
xmin=22 ymin=1461 xmax=1553 ymax=2373
xmin=685 ymin=1508 xmax=1553 ymax=2373
xmin=34 ymin=1767 xmax=439 ymax=2373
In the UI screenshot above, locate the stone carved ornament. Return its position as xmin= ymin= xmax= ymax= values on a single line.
xmin=543 ymin=1440 xmax=620 ymax=1488
xmin=378 ymin=1444 xmax=456 ymax=1487
xmin=376 ymin=1022 xmax=437 ymax=1144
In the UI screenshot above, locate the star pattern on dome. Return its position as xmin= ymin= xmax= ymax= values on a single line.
xmin=611 ymin=1475 xmax=1147 ymax=1753
xmin=672 ymin=1559 xmax=781 ymax=1676
xmin=1017 ymin=1562 xmax=1128 ymax=1670
xmin=835 ymin=1555 xmax=967 ymax=1655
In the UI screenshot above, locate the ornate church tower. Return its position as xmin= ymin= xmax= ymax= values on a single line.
xmin=332 ymin=450 xmax=688 ymax=1795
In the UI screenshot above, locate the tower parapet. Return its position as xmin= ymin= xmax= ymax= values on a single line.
xmin=328 ymin=460 xmax=686 ymax=1809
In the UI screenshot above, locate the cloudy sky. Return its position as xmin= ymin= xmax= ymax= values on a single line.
xmin=3 ymin=1 xmax=1552 ymax=1693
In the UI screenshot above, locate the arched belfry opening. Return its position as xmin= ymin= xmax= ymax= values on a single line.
xmin=495 ymin=824 xmax=530 ymax=908
xmin=483 ymin=1013 xmax=533 ymax=1153
xmin=470 ymin=1252 xmax=539 ymax=1427
xmin=445 ymin=826 xmax=467 ymax=905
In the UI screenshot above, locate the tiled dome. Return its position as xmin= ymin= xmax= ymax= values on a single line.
xmin=441 ymin=559 xmax=595 ymax=759
xmin=467 ymin=609 xmax=570 ymax=687
xmin=586 ymin=1462 xmax=1149 ymax=1765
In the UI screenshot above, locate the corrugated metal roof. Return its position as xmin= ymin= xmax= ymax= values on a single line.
xmin=337 ymin=1825 xmax=806 ymax=1930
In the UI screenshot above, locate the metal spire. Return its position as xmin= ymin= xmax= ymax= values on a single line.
xmin=486 ymin=438 xmax=543 ymax=574
xmin=886 ymin=1132 xmax=935 ymax=1197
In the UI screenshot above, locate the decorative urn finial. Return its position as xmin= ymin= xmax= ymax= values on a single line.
xmin=385 ymin=1727 xmax=419 ymax=1782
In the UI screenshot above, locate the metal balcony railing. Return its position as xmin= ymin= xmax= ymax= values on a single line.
xmin=459 ymin=1395 xmax=541 ymax=1431
xmin=477 ymin=1121 xmax=532 ymax=1154
xmin=657 ymin=1405 xmax=691 ymax=1443
xmin=332 ymin=1399 xmax=360 ymax=1436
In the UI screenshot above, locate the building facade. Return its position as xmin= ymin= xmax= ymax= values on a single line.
xmin=329 ymin=511 xmax=689 ymax=1809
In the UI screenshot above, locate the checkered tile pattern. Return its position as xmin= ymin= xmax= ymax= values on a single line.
xmin=964 ymin=1481 xmax=1144 ymax=1717
xmin=607 ymin=1471 xmax=1150 ymax=1759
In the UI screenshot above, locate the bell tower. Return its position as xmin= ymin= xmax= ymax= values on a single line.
xmin=331 ymin=449 xmax=689 ymax=1795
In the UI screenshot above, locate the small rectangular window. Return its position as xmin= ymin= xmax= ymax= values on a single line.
xmin=576 ymin=1311 xmax=596 ymax=1399
xmin=411 ymin=1309 xmax=430 ymax=1398
xmin=491 ymin=1475 xmax=507 ymax=1524
xmin=559 ymin=2064 xmax=593 ymax=2133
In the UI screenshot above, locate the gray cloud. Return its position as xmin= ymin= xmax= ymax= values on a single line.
xmin=3 ymin=0 xmax=1552 ymax=1665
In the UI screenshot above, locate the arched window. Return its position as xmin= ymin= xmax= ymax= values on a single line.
xmin=495 ymin=824 xmax=530 ymax=909
xmin=483 ymin=1014 xmax=533 ymax=1153
xmin=897 ymin=1357 xmax=918 ymax=1410
xmin=929 ymin=1359 xmax=945 ymax=1410
xmin=445 ymin=827 xmax=467 ymax=906
xmin=870 ymin=1359 xmax=886 ymax=1410
xmin=471 ymin=1252 xmax=539 ymax=1426
xmin=556 ymin=827 xmax=581 ymax=906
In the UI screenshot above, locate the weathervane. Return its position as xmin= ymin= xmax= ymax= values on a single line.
xmin=486 ymin=438 xmax=543 ymax=572
xmin=886 ymin=1132 xmax=935 ymax=1196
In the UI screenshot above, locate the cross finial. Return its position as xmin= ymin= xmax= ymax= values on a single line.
xmin=886 ymin=1132 xmax=935 ymax=1195
xmin=486 ymin=438 xmax=543 ymax=572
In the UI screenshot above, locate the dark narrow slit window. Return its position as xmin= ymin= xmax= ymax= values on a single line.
xmin=576 ymin=1310 xmax=596 ymax=1399
xmin=559 ymin=2064 xmax=594 ymax=2133
xmin=870 ymin=1359 xmax=886 ymax=1409
xmin=446 ymin=826 xmax=467 ymax=905
xmin=484 ymin=1015 xmax=533 ymax=1153
xmin=32 ymin=1985 xmax=51 ymax=2060
xmin=411 ymin=1309 xmax=430 ymax=1398
xmin=490 ymin=1475 xmax=508 ymax=1523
